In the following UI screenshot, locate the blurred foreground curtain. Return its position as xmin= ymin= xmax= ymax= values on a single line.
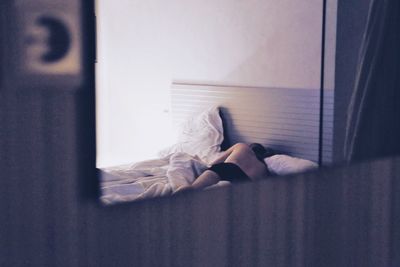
xmin=344 ymin=0 xmax=400 ymax=161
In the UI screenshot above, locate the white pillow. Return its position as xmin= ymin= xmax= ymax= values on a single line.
xmin=158 ymin=106 xmax=224 ymax=163
xmin=264 ymin=154 xmax=318 ymax=176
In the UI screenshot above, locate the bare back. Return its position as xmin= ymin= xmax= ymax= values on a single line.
xmin=225 ymin=143 xmax=269 ymax=180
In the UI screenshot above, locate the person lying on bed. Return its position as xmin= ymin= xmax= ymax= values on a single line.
xmin=174 ymin=143 xmax=275 ymax=194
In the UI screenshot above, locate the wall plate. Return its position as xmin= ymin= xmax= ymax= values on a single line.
xmin=12 ymin=1 xmax=83 ymax=88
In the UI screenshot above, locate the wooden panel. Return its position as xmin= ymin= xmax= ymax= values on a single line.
xmin=171 ymin=82 xmax=324 ymax=162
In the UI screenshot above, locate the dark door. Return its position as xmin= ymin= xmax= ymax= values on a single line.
xmin=0 ymin=1 xmax=96 ymax=266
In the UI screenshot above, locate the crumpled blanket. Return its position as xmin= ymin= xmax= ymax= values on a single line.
xmin=100 ymin=152 xmax=212 ymax=204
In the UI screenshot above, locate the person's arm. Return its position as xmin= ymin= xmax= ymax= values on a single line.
xmin=190 ymin=170 xmax=220 ymax=190
xmin=174 ymin=169 xmax=220 ymax=194
xmin=209 ymin=145 xmax=236 ymax=165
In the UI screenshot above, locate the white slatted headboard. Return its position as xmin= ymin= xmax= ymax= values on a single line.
xmin=170 ymin=82 xmax=328 ymax=163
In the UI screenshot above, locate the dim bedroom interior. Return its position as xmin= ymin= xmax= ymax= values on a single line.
xmin=1 ymin=0 xmax=400 ymax=266
xmin=99 ymin=83 xmax=325 ymax=204
xmin=95 ymin=0 xmax=335 ymax=204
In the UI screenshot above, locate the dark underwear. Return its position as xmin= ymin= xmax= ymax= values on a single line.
xmin=208 ymin=162 xmax=250 ymax=183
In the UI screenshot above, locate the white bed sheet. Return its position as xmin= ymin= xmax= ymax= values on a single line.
xmin=100 ymin=152 xmax=224 ymax=204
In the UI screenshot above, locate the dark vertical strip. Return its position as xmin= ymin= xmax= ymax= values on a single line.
xmin=303 ymin=172 xmax=316 ymax=267
xmin=256 ymin=179 xmax=277 ymax=266
xmin=227 ymin=187 xmax=234 ymax=267
xmin=78 ymin=1 xmax=98 ymax=265
xmin=79 ymin=0 xmax=97 ymax=201
xmin=368 ymin=160 xmax=391 ymax=267
xmin=391 ymin=158 xmax=400 ymax=266
xmin=318 ymin=0 xmax=327 ymax=166
xmin=41 ymin=92 xmax=57 ymax=267
xmin=27 ymin=91 xmax=48 ymax=267
xmin=285 ymin=178 xmax=295 ymax=267
xmin=250 ymin=185 xmax=259 ymax=267
xmin=0 ymin=0 xmax=4 ymax=88
xmin=271 ymin=182 xmax=278 ymax=266
xmin=0 ymin=2 xmax=8 ymax=267
xmin=189 ymin=189 xmax=229 ymax=267
xmin=276 ymin=179 xmax=289 ymax=266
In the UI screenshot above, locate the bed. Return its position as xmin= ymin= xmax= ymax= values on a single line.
xmin=99 ymin=82 xmax=321 ymax=205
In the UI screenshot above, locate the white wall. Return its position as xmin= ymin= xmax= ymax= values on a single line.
xmin=96 ymin=0 xmax=324 ymax=167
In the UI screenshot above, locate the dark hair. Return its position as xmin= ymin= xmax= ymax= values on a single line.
xmin=249 ymin=143 xmax=275 ymax=161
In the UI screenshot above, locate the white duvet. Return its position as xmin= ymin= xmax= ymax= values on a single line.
xmin=100 ymin=151 xmax=318 ymax=204
xmin=100 ymin=152 xmax=215 ymax=204
xmin=100 ymin=106 xmax=225 ymax=205
xmin=99 ymin=105 xmax=318 ymax=205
